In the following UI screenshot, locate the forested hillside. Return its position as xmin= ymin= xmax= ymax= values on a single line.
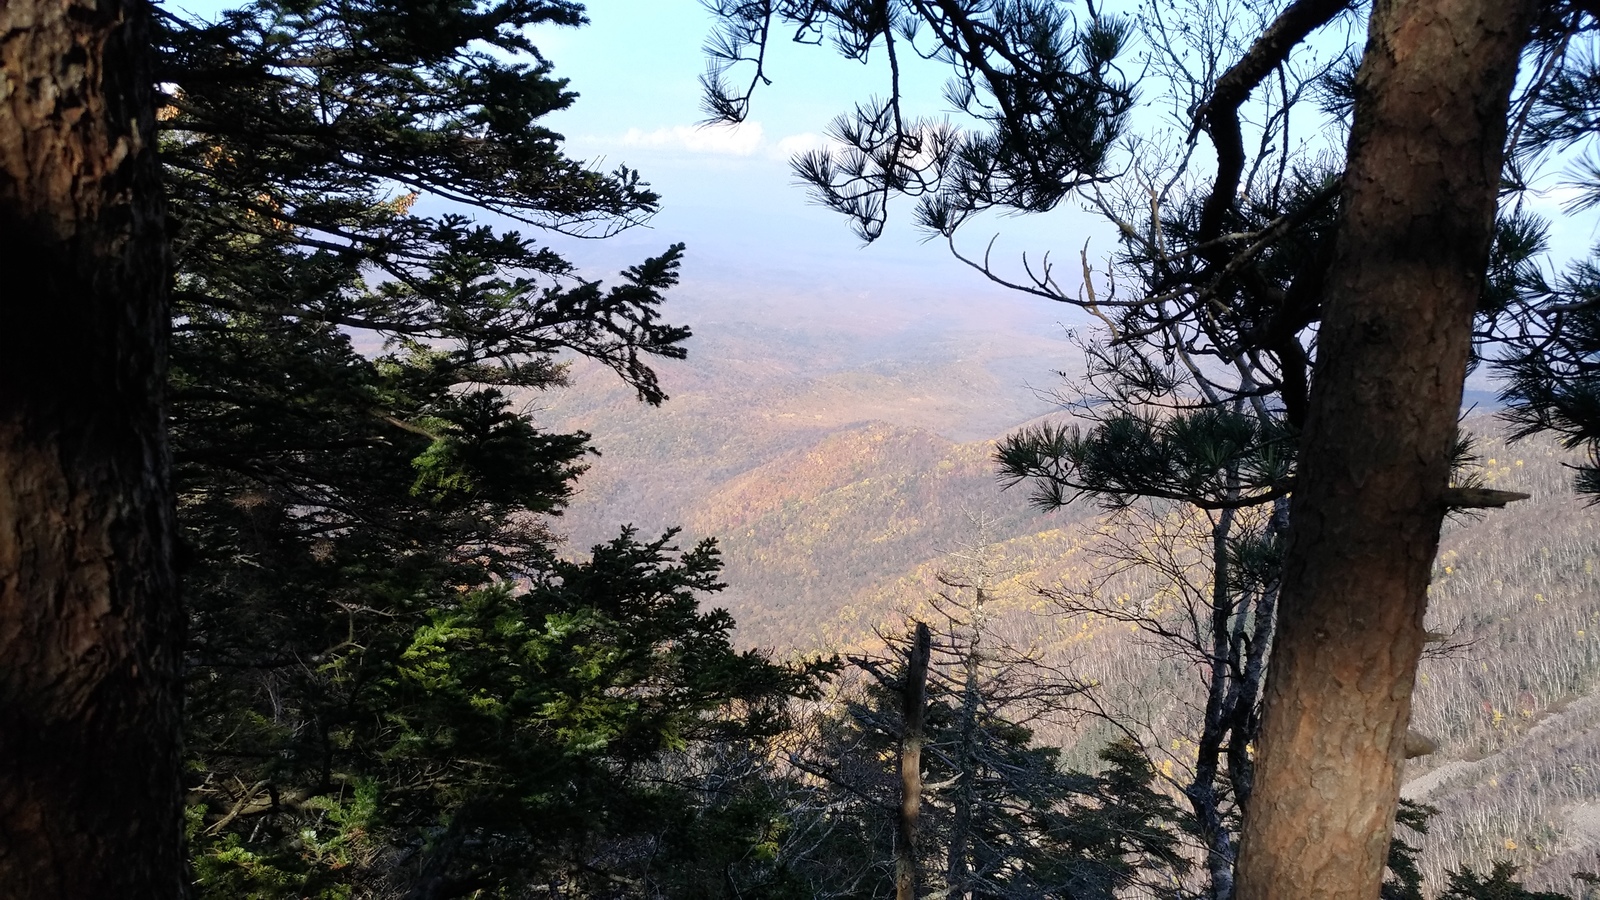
xmin=547 ymin=315 xmax=1600 ymax=895
xmin=13 ymin=0 xmax=1600 ymax=896
xmin=536 ymin=290 xmax=1086 ymax=642
xmin=1405 ymin=429 xmax=1600 ymax=894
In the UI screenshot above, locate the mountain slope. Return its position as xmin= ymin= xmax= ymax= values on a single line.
xmin=535 ymin=288 xmax=1600 ymax=895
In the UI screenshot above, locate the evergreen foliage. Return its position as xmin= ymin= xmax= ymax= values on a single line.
xmin=703 ymin=1 xmax=1134 ymax=243
xmin=1497 ymin=289 xmax=1600 ymax=497
xmin=1384 ymin=800 xmax=1437 ymax=900
xmin=699 ymin=2 xmax=1600 ymax=894
xmin=155 ymin=1 xmax=825 ymax=895
xmin=138 ymin=0 xmax=1600 ymax=894
xmin=1437 ymin=862 xmax=1575 ymax=900
xmin=1491 ymin=41 xmax=1600 ymax=497
xmin=781 ymin=619 xmax=1193 ymax=899
xmin=1385 ymin=802 xmax=1586 ymax=900
xmin=996 ymin=407 xmax=1295 ymax=512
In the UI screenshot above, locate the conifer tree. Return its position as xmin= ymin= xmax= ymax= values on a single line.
xmin=0 ymin=1 xmax=183 ymax=895
xmin=155 ymin=1 xmax=826 ymax=895
xmin=780 ymin=559 xmax=1192 ymax=899
xmin=699 ymin=1 xmax=1600 ymax=897
xmin=997 ymin=397 xmax=1291 ymax=899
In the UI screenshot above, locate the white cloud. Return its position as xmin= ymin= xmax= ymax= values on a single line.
xmin=611 ymin=123 xmax=843 ymax=163
xmin=769 ymin=131 xmax=829 ymax=160
xmin=621 ymin=121 xmax=765 ymax=156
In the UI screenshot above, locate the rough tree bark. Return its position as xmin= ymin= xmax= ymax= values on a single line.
xmin=896 ymin=621 xmax=931 ymax=900
xmin=0 ymin=1 xmax=182 ymax=897
xmin=1233 ymin=2 xmax=1537 ymax=899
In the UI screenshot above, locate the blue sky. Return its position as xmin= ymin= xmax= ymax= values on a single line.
xmin=166 ymin=0 xmax=1600 ymax=357
xmin=168 ymin=0 xmax=1102 ymax=331
xmin=528 ymin=0 xmax=1600 ymax=408
xmin=521 ymin=0 xmax=1105 ymax=332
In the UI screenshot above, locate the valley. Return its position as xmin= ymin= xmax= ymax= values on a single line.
xmin=534 ymin=286 xmax=1600 ymax=896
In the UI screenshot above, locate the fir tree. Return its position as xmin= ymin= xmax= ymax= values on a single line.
xmin=155 ymin=1 xmax=825 ymax=895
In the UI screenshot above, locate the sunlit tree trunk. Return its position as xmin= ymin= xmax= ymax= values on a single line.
xmin=0 ymin=0 xmax=181 ymax=896
xmin=1234 ymin=1 xmax=1536 ymax=898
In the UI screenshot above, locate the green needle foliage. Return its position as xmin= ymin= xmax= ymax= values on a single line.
xmin=781 ymin=635 xmax=1192 ymax=899
xmin=995 ymin=407 xmax=1296 ymax=513
xmin=1383 ymin=802 xmax=1588 ymax=900
xmin=1384 ymin=800 xmax=1438 ymax=900
xmin=704 ymin=0 xmax=1133 ymax=243
xmin=159 ymin=0 xmax=688 ymax=404
xmin=1439 ymin=864 xmax=1583 ymax=900
xmin=1496 ymin=273 xmax=1600 ymax=497
xmin=155 ymin=1 xmax=826 ymax=895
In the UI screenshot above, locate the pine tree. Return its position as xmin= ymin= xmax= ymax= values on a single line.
xmin=996 ymin=400 xmax=1291 ymax=899
xmin=698 ymin=2 xmax=1593 ymax=896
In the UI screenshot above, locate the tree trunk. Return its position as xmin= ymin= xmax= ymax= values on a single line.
xmin=1233 ymin=2 xmax=1535 ymax=899
xmin=945 ymin=589 xmax=984 ymax=899
xmin=0 ymin=1 xmax=181 ymax=897
xmin=1189 ymin=506 xmax=1239 ymax=900
xmin=897 ymin=622 xmax=931 ymax=900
